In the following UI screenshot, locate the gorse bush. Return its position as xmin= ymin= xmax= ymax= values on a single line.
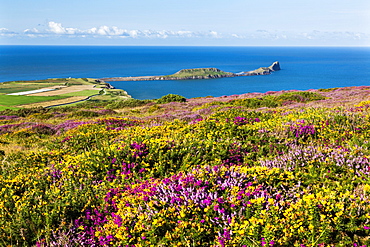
xmin=0 ymin=107 xmax=50 ymax=118
xmin=156 ymin=94 xmax=187 ymax=104
xmin=231 ymin=91 xmax=325 ymax=108
xmin=231 ymin=97 xmax=280 ymax=108
xmin=275 ymin=91 xmax=326 ymax=103
xmin=318 ymin=87 xmax=339 ymax=92
xmin=106 ymin=99 xmax=152 ymax=109
xmin=69 ymin=110 xmax=101 ymax=118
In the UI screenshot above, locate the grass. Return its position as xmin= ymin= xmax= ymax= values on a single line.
xmin=64 ymin=78 xmax=97 ymax=86
xmin=0 ymin=105 xmax=20 ymax=111
xmin=59 ymin=90 xmax=101 ymax=97
xmin=164 ymin=68 xmax=233 ymax=78
xmin=0 ymin=95 xmax=69 ymax=106
xmin=0 ymin=82 xmax=62 ymax=94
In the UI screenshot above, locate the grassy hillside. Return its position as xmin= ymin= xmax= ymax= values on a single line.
xmin=164 ymin=68 xmax=234 ymax=78
xmin=1 ymin=87 xmax=370 ymax=246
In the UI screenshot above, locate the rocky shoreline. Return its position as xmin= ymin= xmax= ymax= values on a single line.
xmin=102 ymin=62 xmax=281 ymax=82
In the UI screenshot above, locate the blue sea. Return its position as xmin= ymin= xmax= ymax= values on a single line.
xmin=1 ymin=46 xmax=369 ymax=99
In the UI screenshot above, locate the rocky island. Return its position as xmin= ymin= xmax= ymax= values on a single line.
xmin=102 ymin=61 xmax=280 ymax=82
xmin=240 ymin=61 xmax=281 ymax=76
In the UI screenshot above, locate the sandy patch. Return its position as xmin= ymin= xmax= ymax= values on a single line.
xmin=29 ymin=85 xmax=100 ymax=96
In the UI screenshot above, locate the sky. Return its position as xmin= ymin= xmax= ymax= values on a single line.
xmin=0 ymin=0 xmax=369 ymax=46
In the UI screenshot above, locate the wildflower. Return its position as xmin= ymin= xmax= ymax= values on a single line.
xmin=261 ymin=238 xmax=266 ymax=246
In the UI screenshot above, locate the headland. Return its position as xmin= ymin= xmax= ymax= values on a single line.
xmin=102 ymin=61 xmax=281 ymax=82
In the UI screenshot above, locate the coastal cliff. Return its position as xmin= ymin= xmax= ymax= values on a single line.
xmin=102 ymin=62 xmax=280 ymax=82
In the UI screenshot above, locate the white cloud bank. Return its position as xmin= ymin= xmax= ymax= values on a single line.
xmin=0 ymin=21 xmax=369 ymax=46
xmin=19 ymin=21 xmax=221 ymax=39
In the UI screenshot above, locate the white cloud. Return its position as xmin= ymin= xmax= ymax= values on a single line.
xmin=0 ymin=28 xmax=13 ymax=33
xmin=209 ymin=31 xmax=220 ymax=38
xmin=0 ymin=28 xmax=17 ymax=36
xmin=24 ymin=28 xmax=40 ymax=34
xmin=48 ymin=21 xmax=66 ymax=34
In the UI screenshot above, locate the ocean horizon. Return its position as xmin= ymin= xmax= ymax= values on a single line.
xmin=1 ymin=45 xmax=369 ymax=99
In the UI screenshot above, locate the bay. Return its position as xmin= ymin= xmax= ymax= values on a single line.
xmin=1 ymin=46 xmax=369 ymax=99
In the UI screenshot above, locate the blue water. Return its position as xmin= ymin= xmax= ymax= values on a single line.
xmin=1 ymin=46 xmax=369 ymax=99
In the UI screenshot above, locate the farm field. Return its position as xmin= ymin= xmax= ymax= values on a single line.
xmin=0 ymin=78 xmax=130 ymax=110
xmin=0 ymin=86 xmax=370 ymax=246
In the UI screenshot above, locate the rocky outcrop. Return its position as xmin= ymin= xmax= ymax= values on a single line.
xmin=269 ymin=61 xmax=281 ymax=71
xmin=104 ymin=83 xmax=115 ymax=89
xmin=95 ymin=79 xmax=115 ymax=89
xmin=242 ymin=61 xmax=281 ymax=76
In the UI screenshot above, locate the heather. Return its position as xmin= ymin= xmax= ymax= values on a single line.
xmin=1 ymin=87 xmax=370 ymax=246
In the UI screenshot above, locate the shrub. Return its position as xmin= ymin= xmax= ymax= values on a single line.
xmin=0 ymin=115 xmax=19 ymax=120
xmin=276 ymin=91 xmax=325 ymax=103
xmin=106 ymin=90 xmax=129 ymax=97
xmin=231 ymin=92 xmax=325 ymax=108
xmin=0 ymin=107 xmax=50 ymax=118
xmin=31 ymin=124 xmax=56 ymax=135
xmin=148 ymin=104 xmax=161 ymax=113
xmin=318 ymin=88 xmax=339 ymax=92
xmin=27 ymin=113 xmax=55 ymax=120
xmin=156 ymin=94 xmax=186 ymax=104
xmin=72 ymin=101 xmax=107 ymax=109
xmin=231 ymin=97 xmax=279 ymax=108
xmin=106 ymin=99 xmax=152 ymax=109
xmin=69 ymin=110 xmax=101 ymax=118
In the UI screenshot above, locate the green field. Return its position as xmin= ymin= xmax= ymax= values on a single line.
xmin=0 ymin=78 xmax=97 ymax=95
xmin=0 ymin=95 xmax=69 ymax=106
xmin=0 ymin=82 xmax=62 ymax=94
xmin=59 ymin=90 xmax=101 ymax=97
xmin=0 ymin=78 xmax=124 ymax=108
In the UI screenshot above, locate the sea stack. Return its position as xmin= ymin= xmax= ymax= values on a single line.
xmin=242 ymin=61 xmax=281 ymax=76
xmin=269 ymin=61 xmax=281 ymax=71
